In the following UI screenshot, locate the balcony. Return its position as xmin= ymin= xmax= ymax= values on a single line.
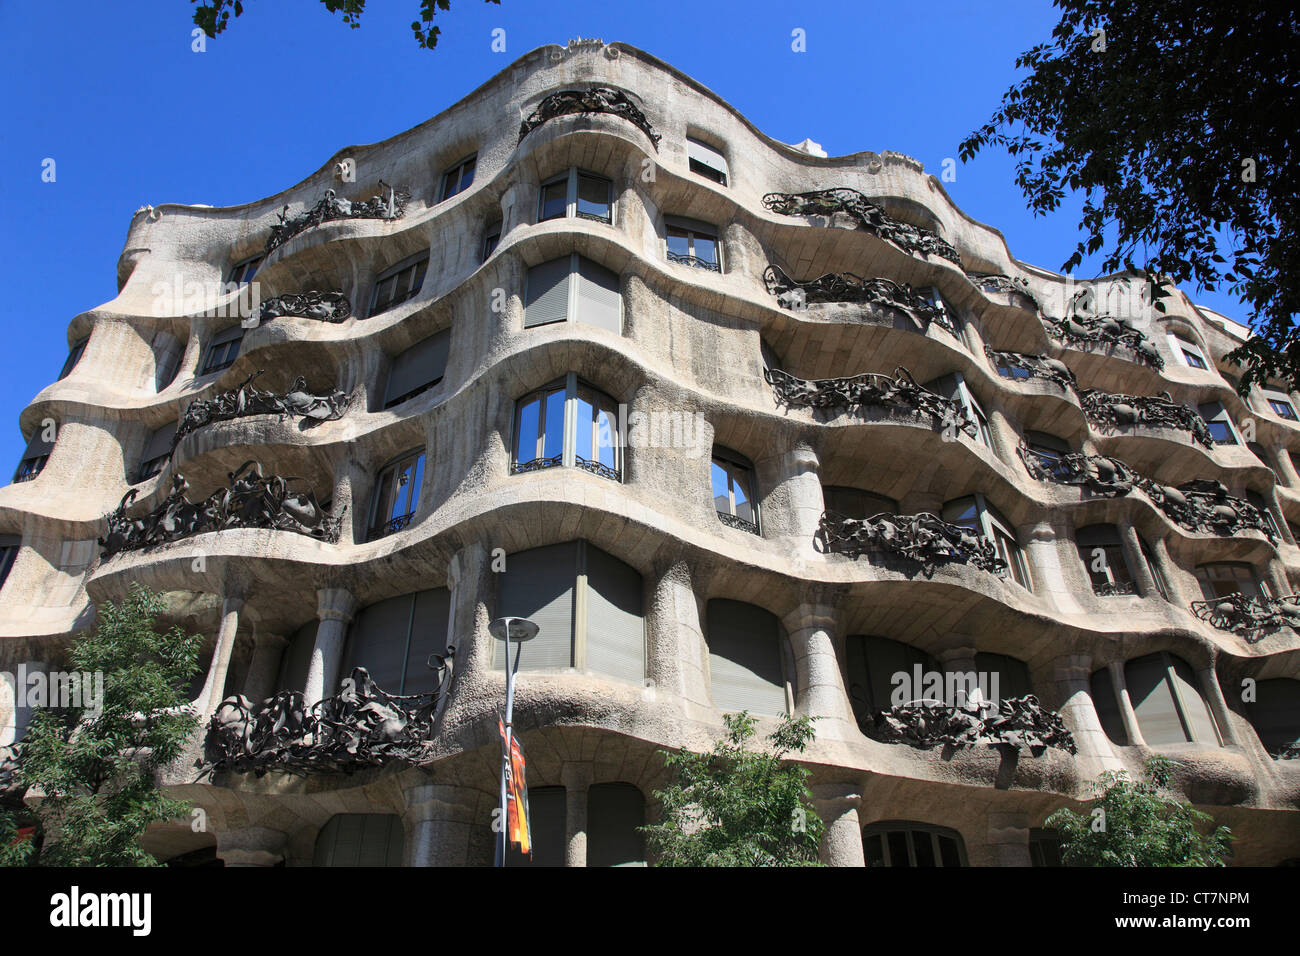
xmin=763 ymin=265 xmax=954 ymax=334
xmin=762 ymin=187 xmax=961 ymax=265
xmin=1192 ymin=591 xmax=1300 ymax=643
xmin=1080 ymin=388 xmax=1214 ymax=448
xmin=819 ymin=510 xmax=1008 ymax=577
xmin=764 ymin=366 xmax=975 ymax=438
xmin=266 ymin=184 xmax=409 ymax=254
xmin=517 ymin=87 xmax=661 ymax=148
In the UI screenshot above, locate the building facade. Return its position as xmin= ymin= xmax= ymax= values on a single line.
xmin=2 ymin=40 xmax=1299 ymax=866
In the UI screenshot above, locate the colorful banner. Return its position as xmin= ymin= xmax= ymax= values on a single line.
xmin=499 ymin=716 xmax=532 ymax=857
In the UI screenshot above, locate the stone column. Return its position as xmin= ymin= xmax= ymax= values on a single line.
xmin=448 ymin=541 xmax=494 ymax=676
xmin=1272 ymin=443 xmax=1300 ymax=489
xmin=986 ymin=811 xmax=1032 ymax=866
xmin=984 ymin=407 xmax=1016 ymax=465
xmin=1196 ymin=665 xmax=1238 ymax=746
xmin=304 ymin=588 xmax=357 ymax=706
xmin=781 ymin=594 xmax=856 ymax=740
xmin=242 ymin=632 xmax=287 ymax=702
xmin=645 ymin=560 xmax=711 ymax=709
xmin=769 ymin=442 xmax=824 ymax=558
xmin=403 ymin=782 xmax=485 ymax=866
xmin=1117 ymin=518 xmax=1158 ymax=597
xmin=195 ymin=592 xmax=244 ymax=718
xmin=330 ymin=452 xmax=370 ymax=548
xmin=562 ymin=763 xmax=593 ymax=868
xmin=1051 ymin=654 xmax=1123 ymax=774
xmin=1264 ymin=558 xmax=1291 ymax=600
xmin=935 ymin=637 xmax=979 ymax=707
xmin=811 ymin=784 xmax=864 ymax=866
xmin=1023 ymin=520 xmax=1082 ymax=613
xmin=1108 ymin=660 xmax=1145 ymax=747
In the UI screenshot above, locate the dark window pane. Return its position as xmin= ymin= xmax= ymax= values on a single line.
xmin=539 ymin=180 xmax=567 ymax=221
xmin=887 ymin=831 xmax=911 ymax=867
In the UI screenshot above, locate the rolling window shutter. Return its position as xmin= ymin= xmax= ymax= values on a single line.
xmin=1126 ymin=654 xmax=1187 ymax=745
xmin=313 ymin=814 xmax=403 ymax=867
xmin=687 ymin=137 xmax=729 ymax=180
xmin=706 ymin=599 xmax=786 ymax=715
xmin=975 ymin=652 xmax=1032 ymax=699
xmin=1089 ymin=668 xmax=1127 ymax=744
xmin=587 ymin=783 xmax=646 ymax=867
xmin=575 ymin=257 xmax=622 ymax=333
xmin=584 ymin=545 xmax=644 ymax=683
xmin=141 ymin=422 xmax=175 ymax=463
xmin=385 ymin=330 xmax=450 ymax=405
xmin=1170 ymin=656 xmax=1219 ymax=744
xmin=525 ymin=257 xmax=572 ymax=328
xmin=1246 ymin=679 xmax=1300 ymax=755
xmin=344 ymin=594 xmax=413 ymax=692
xmin=404 ymin=587 xmax=452 ymax=694
xmin=495 ymin=542 xmax=576 ymax=670
xmin=210 ymin=325 xmax=243 ymax=350
xmin=277 ymin=620 xmax=317 ymax=694
xmin=516 ymin=787 xmax=566 ymax=867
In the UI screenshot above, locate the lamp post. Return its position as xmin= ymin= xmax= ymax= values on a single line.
xmin=490 ymin=615 xmax=538 ymax=867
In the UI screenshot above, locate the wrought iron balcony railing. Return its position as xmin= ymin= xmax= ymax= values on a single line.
xmin=1018 ymin=444 xmax=1141 ymax=497
xmin=517 ymin=87 xmax=661 ymax=148
xmin=966 ymin=272 xmax=1041 ymax=311
xmin=512 ymin=454 xmax=620 ymax=482
xmin=173 ymin=369 xmax=351 ymax=452
xmin=1093 ymin=579 xmax=1139 ymax=597
xmin=1040 ymin=311 xmax=1164 ymax=370
xmin=253 ymin=290 xmax=352 ymax=324
xmin=668 ymin=251 xmax=720 ymax=272
xmin=985 ymin=347 xmax=1077 ymax=392
xmin=717 ymin=511 xmax=760 ymax=535
xmin=762 ymin=188 xmax=962 ymax=265
xmin=856 ymin=695 xmax=1077 ymax=754
xmin=1192 ymin=591 xmax=1300 ymax=642
xmin=764 ymin=366 xmax=977 ymax=439
xmin=266 ymin=184 xmax=409 ymax=254
xmin=370 ymin=512 xmax=416 ymax=541
xmin=1079 ymin=389 xmax=1215 ymax=448
xmin=763 ymin=265 xmax=953 ymax=334
xmin=819 ymin=510 xmax=1007 ymax=577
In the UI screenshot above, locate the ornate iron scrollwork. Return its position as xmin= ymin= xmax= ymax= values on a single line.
xmin=1138 ymin=477 xmax=1276 ymax=541
xmin=253 ymin=291 xmax=352 ymax=324
xmin=518 ymin=87 xmax=661 ymax=148
xmin=99 ymin=460 xmax=343 ymax=558
xmin=1191 ymin=591 xmax=1300 ymax=642
xmin=763 ymin=265 xmax=953 ymax=334
xmin=819 ymin=510 xmax=1008 ymax=576
xmin=266 ymin=184 xmax=409 ymax=254
xmin=1040 ymin=302 xmax=1164 ymax=370
xmin=1018 ymin=444 xmax=1140 ymax=497
xmin=764 ymin=366 xmax=977 ymax=438
xmin=966 ymin=272 xmax=1041 ymax=310
xmin=512 ymin=455 xmax=620 ymax=482
xmin=861 ymin=695 xmax=1077 ymax=754
xmin=762 ymin=188 xmax=962 ymax=265
xmin=173 ymin=370 xmax=351 ymax=452
xmin=1079 ymin=388 xmax=1215 ymax=448
xmin=717 ymin=511 xmax=760 ymax=535
xmin=198 ymin=663 xmax=453 ymax=778
xmin=1093 ymin=580 xmax=1139 ymax=597
xmin=667 ymin=251 xmax=720 ymax=272
xmin=984 ymin=347 xmax=1077 ymax=391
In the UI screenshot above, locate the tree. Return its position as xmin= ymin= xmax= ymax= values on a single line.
xmin=641 ymin=712 xmax=826 ymax=866
xmin=191 ymin=0 xmax=501 ymax=51
xmin=1044 ymin=756 xmax=1233 ymax=866
xmin=959 ymin=2 xmax=1299 ymax=394
xmin=0 ymin=585 xmax=203 ymax=866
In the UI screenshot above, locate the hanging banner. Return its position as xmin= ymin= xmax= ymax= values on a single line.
xmin=498 ymin=716 xmax=532 ymax=857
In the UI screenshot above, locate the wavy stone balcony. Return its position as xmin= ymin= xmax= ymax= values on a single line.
xmin=1041 ymin=310 xmax=1164 ymax=371
xmin=859 ymin=696 xmax=1076 ymax=755
xmin=1192 ymin=592 xmax=1300 ymax=644
xmin=818 ymin=511 xmax=1007 ymax=577
xmin=518 ymin=86 xmax=660 ymax=148
xmin=1080 ymin=388 xmax=1215 ymax=448
xmin=763 ymin=265 xmax=955 ymax=335
xmin=266 ymin=185 xmax=410 ymax=254
xmin=763 ymin=366 xmax=975 ymax=437
xmin=762 ymin=188 xmax=962 ymax=265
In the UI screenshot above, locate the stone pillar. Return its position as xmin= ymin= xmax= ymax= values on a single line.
xmin=1117 ymin=518 xmax=1158 ymax=597
xmin=304 ymin=588 xmax=357 ymax=706
xmin=403 ymin=782 xmax=484 ymax=866
xmin=242 ymin=632 xmax=287 ymax=702
xmin=1022 ymin=520 xmax=1082 ymax=613
xmin=985 ymin=407 xmax=1016 ymax=465
xmin=1051 ymin=654 xmax=1123 ymax=774
xmin=1108 ymin=660 xmax=1145 ymax=747
xmin=562 ymin=763 xmax=593 ymax=868
xmin=781 ymin=594 xmax=856 ymax=740
xmin=1148 ymin=534 xmax=1194 ymax=606
xmin=811 ymin=784 xmax=864 ymax=866
xmin=986 ymin=811 xmax=1032 ymax=866
xmin=771 ymin=443 xmax=824 ymax=558
xmin=449 ymin=541 xmax=494 ymax=676
xmin=1196 ymin=666 xmax=1238 ymax=746
xmin=330 ymin=453 xmax=369 ymax=547
xmin=195 ymin=593 xmax=244 ymax=718
xmin=1272 ymin=443 xmax=1300 ymax=489
xmin=935 ymin=637 xmax=979 ymax=707
xmin=1264 ymin=558 xmax=1291 ymax=600
xmin=645 ymin=560 xmax=711 ymax=709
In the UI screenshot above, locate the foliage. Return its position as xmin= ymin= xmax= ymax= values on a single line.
xmin=641 ymin=712 xmax=826 ymax=866
xmin=960 ymin=1 xmax=1299 ymax=393
xmin=191 ymin=0 xmax=502 ymax=51
xmin=1044 ymin=756 xmax=1233 ymax=866
xmin=0 ymin=585 xmax=202 ymax=866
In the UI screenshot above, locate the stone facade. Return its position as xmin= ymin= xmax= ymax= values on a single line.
xmin=2 ymin=40 xmax=1299 ymax=867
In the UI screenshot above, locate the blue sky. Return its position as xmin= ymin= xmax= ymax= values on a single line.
xmin=0 ymin=0 xmax=1249 ymax=471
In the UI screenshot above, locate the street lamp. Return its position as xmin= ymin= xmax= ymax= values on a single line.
xmin=490 ymin=615 xmax=538 ymax=867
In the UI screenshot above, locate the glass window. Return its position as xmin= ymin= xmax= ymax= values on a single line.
xmin=0 ymin=535 xmax=19 ymax=592
xmin=367 ymin=449 xmax=425 ymax=541
xmin=58 ymin=338 xmax=88 ymax=380
xmin=705 ymin=599 xmax=786 ymax=715
xmin=576 ymin=172 xmax=612 ymax=222
xmin=370 ymin=253 xmax=429 ymax=316
xmin=313 ymin=814 xmax=403 ymax=867
xmin=941 ymin=494 xmax=1030 ymax=589
xmin=862 ymin=822 xmax=966 ymax=867
xmin=1125 ymin=652 xmax=1221 ymax=747
xmin=845 ymin=635 xmax=939 ymax=721
xmin=482 ymin=220 xmax=502 ymax=262
xmin=539 ymin=177 xmax=568 ymax=222
xmin=587 ymin=784 xmax=647 ymax=867
xmin=511 ymin=787 xmax=565 ymax=866
xmin=925 ymin=373 xmax=992 ymax=450
xmin=1023 ymin=430 xmax=1071 ymax=480
xmin=538 ymin=169 xmax=612 ymax=224
xmin=438 ymin=155 xmax=476 ymax=201
xmin=1029 ymin=829 xmax=1063 ymax=867
xmin=1195 ymin=562 xmax=1264 ymax=601
xmin=1167 ymin=332 xmax=1209 ymax=369
xmin=202 ymin=327 xmax=243 ymax=375
xmin=1263 ymin=389 xmax=1299 ymax=420
xmin=711 ymin=447 xmax=758 ymax=533
xmin=665 ymin=219 xmax=721 ymax=271
xmin=343 ymin=588 xmax=451 ymax=696
xmin=686 ymin=136 xmax=728 ymax=186
xmin=227 ymin=255 xmax=262 ymax=286
xmin=512 ymin=375 xmax=622 ymax=481
xmin=1197 ymin=402 xmax=1237 ymax=445
xmin=822 ymin=486 xmax=898 ymax=520
xmin=1076 ymin=524 xmax=1135 ymax=595
xmin=138 ymin=421 xmax=175 ymax=482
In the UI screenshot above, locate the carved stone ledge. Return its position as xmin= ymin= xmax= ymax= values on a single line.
xmin=819 ymin=510 xmax=1008 ymax=577
xmin=985 ymin=347 xmax=1077 ymax=391
xmin=1191 ymin=592 xmax=1300 ymax=643
xmin=1080 ymin=388 xmax=1214 ymax=448
xmin=518 ymin=87 xmax=660 ymax=148
xmin=254 ymin=291 xmax=352 ymax=324
xmin=762 ymin=188 xmax=962 ymax=265
xmin=266 ymin=185 xmax=409 ymax=254
xmin=764 ymin=366 xmax=976 ymax=438
xmin=764 ymin=265 xmax=953 ymax=333
xmin=860 ymin=696 xmax=1077 ymax=754
xmin=99 ymin=460 xmax=343 ymax=558
xmin=198 ymin=664 xmax=453 ymax=778
xmin=173 ymin=369 xmax=351 ymax=452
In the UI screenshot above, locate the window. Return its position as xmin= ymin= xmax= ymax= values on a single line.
xmin=862 ymin=822 xmax=966 ymax=867
xmin=1075 ymin=524 xmax=1136 ymax=596
xmin=665 ymin=217 xmax=721 ymax=272
xmin=512 ymin=375 xmax=622 ymax=481
xmin=587 ymin=784 xmax=647 ymax=867
xmin=277 ymin=620 xmax=317 ymax=694
xmin=822 ymin=486 xmax=898 ymax=520
xmin=1090 ymin=667 xmax=1128 ymax=744
xmin=226 ymin=255 xmax=261 ymax=286
xmin=1195 ymin=562 xmax=1265 ymax=601
xmin=1242 ymin=678 xmax=1300 ymax=759
xmin=538 ymin=169 xmax=612 ymax=224
xmin=845 ymin=635 xmax=939 ymax=721
xmin=523 ymin=255 xmax=622 ymax=333
xmin=202 ymin=326 xmax=242 ymax=375
xmin=482 ymin=220 xmax=502 ymax=262
xmin=705 ymin=599 xmax=787 ymax=715
xmin=383 ymin=329 xmax=450 ymax=408
xmin=438 ymin=154 xmax=476 ymax=201
xmin=1167 ymin=332 xmax=1209 ymax=370
xmin=1262 ymin=388 xmax=1298 ymax=421
xmin=942 ymin=494 xmax=1031 ymax=589
xmin=367 ymin=449 xmax=425 ymax=541
xmin=137 ymin=421 xmax=175 ymax=482
xmin=492 ymin=540 xmax=644 ymax=683
xmin=313 ymin=814 xmax=403 ymax=867
xmin=1124 ymin=652 xmax=1221 ymax=746
xmin=342 ymin=588 xmax=451 ymax=695
xmin=12 ymin=426 xmax=55 ymax=484
xmin=0 ymin=535 xmax=19 ymax=592
xmin=1022 ymin=430 xmax=1072 ymax=480
xmin=58 ymin=337 xmax=88 ymax=380
xmin=973 ymin=652 xmax=1033 ymax=701
xmin=712 ymin=447 xmax=759 ymax=534
xmin=370 ymin=252 xmax=429 ymax=316
xmin=1029 ymin=829 xmax=1063 ymax=867
xmin=925 ymin=373 xmax=993 ymax=450
xmin=922 ymin=287 xmax=963 ymax=337
xmin=1246 ymin=490 xmax=1280 ymax=539
xmin=1197 ymin=401 xmax=1237 ymax=445
xmin=512 ymin=787 xmax=565 ymax=867
xmin=686 ymin=136 xmax=728 ymax=186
